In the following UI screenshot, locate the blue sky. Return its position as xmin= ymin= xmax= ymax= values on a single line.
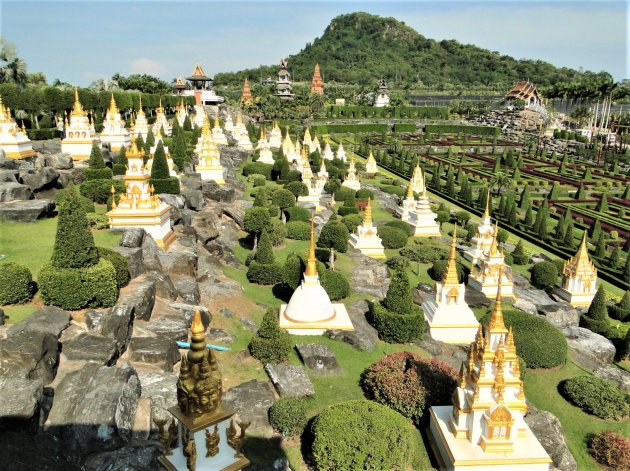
xmin=1 ymin=1 xmax=627 ymax=85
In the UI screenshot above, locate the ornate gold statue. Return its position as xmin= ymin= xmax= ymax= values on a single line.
xmin=183 ymin=433 xmax=197 ymax=471
xmin=205 ymin=425 xmax=220 ymax=457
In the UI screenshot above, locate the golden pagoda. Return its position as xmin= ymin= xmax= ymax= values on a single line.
xmin=342 ymin=155 xmax=361 ymax=191
xmin=158 ymin=310 xmax=249 ymax=471
xmin=99 ymin=94 xmax=131 ymax=152
xmin=554 ymin=232 xmax=598 ymax=307
xmin=152 ymin=98 xmax=172 ymax=137
xmin=465 ymin=196 xmax=496 ymax=263
xmin=365 ymin=150 xmax=378 ymax=174
xmin=0 ymin=96 xmax=35 ymax=159
xmin=310 ymin=63 xmax=324 ymax=95
xmin=429 ymin=272 xmax=552 ymax=470
xmin=279 ymin=218 xmax=354 ymax=334
xmin=61 ymin=88 xmax=96 ymax=160
xmin=348 ymin=198 xmax=385 ymax=259
xmin=410 ymin=163 xmax=425 ymax=194
xmin=240 ymin=78 xmax=253 ymax=105
xmin=196 ymin=119 xmax=225 ymax=184
xmin=468 ymin=222 xmax=514 ymax=299
xmin=133 ymin=95 xmax=150 ymax=139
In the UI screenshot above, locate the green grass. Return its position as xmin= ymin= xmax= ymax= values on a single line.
xmin=2 ymin=304 xmax=38 ymax=324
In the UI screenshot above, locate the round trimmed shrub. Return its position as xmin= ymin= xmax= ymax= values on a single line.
xmin=588 ymin=430 xmax=630 ymax=470
xmin=246 ymin=261 xmax=283 ymax=285
xmin=252 ymin=175 xmax=266 ymax=187
xmin=98 ymin=247 xmax=130 ymax=288
xmin=384 ymin=220 xmax=414 ymax=236
xmin=311 ymin=400 xmax=416 ymax=471
xmin=112 ymin=163 xmax=126 ymax=176
xmin=267 ymin=204 xmax=280 ymax=218
xmin=242 ymin=162 xmax=273 ymax=180
xmin=249 ymin=309 xmax=291 ymax=364
xmin=362 ymin=352 xmax=457 ymax=424
xmin=386 ymin=256 xmax=410 ymax=271
xmin=370 ymin=303 xmax=423 ymax=343
xmin=337 ymin=205 xmax=359 ymax=216
xmin=320 ymin=270 xmax=350 ymax=301
xmin=377 ymin=225 xmax=408 ymax=249
xmin=0 ymin=262 xmax=33 ymax=305
xmin=530 ymin=261 xmax=558 ymax=291
xmin=333 ymin=187 xmax=354 ymax=202
xmin=284 ymin=206 xmax=310 ymax=222
xmin=269 ymin=397 xmax=308 ymax=437
xmin=80 ymin=179 xmax=126 ymax=204
xmin=429 ymin=259 xmax=465 ymax=282
xmin=399 ymin=243 xmax=448 ymax=263
xmin=355 ymin=188 xmax=375 ymax=200
xmin=480 ymin=309 xmax=567 ymax=368
xmin=271 ymin=188 xmax=296 ymax=209
xmin=286 ymin=221 xmax=310 ymax=240
xmin=561 ymin=376 xmax=629 ymax=420
xmin=341 ymin=214 xmax=363 ymax=233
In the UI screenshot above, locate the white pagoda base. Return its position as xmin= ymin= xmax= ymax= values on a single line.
xmin=192 ymin=105 xmax=207 ymax=129
xmin=348 ymin=232 xmax=385 ymax=259
xmin=257 ymin=150 xmax=275 ymax=165
xmin=297 ymin=193 xmax=323 ymax=211
xmin=552 ymin=286 xmax=595 ymax=308
xmin=468 ymin=276 xmax=514 ymax=299
xmin=198 ymin=167 xmax=225 ymax=185
xmin=409 ymin=211 xmax=441 ymax=237
xmin=100 ymin=133 xmax=130 ymax=153
xmin=109 ymin=208 xmax=175 ymax=250
xmin=422 ymin=299 xmax=479 ymax=344
xmin=279 ymin=303 xmax=353 ymax=335
xmin=342 ymin=179 xmax=361 ymax=191
xmin=429 ymin=407 xmax=552 ymax=471
xmin=61 ymin=140 xmax=95 ymax=160
xmin=463 ymin=247 xmax=484 ymax=264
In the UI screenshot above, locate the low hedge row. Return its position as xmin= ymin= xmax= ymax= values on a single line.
xmin=310 ymin=123 xmax=388 ymax=134
xmin=246 ymin=261 xmax=283 ymax=285
xmin=84 ymin=168 xmax=113 ymax=181
xmin=80 ymin=179 xmax=125 ymax=203
xmin=150 ymin=177 xmax=180 ymax=195
xmin=424 ymin=124 xmax=500 ymax=136
xmin=369 ymin=303 xmax=424 ymax=343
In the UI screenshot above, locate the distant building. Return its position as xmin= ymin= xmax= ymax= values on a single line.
xmin=374 ymin=77 xmax=390 ymax=107
xmin=276 ymin=59 xmax=294 ymax=101
xmin=182 ymin=63 xmax=224 ymax=106
xmin=310 ymin=63 xmax=324 ymax=95
xmin=505 ymin=81 xmax=542 ymax=109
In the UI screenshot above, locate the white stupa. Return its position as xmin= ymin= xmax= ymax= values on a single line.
xmin=279 ymin=218 xmax=354 ymax=335
xmin=322 ymin=142 xmax=334 ymax=160
xmin=336 ymin=143 xmax=346 ymax=162
xmin=396 ymin=182 xmax=417 ymax=222
xmin=133 ymin=96 xmax=150 ymax=139
xmin=553 ymin=233 xmax=598 ymax=307
xmin=192 ymin=104 xmax=207 ymax=129
xmin=342 ymin=155 xmax=361 ymax=191
xmin=223 ymin=113 xmax=234 ymax=132
xmin=410 ymin=163 xmax=425 ymax=194
xmin=408 ymin=183 xmax=441 ymax=237
xmin=257 ymin=128 xmax=275 ymax=165
xmin=152 ymin=99 xmax=172 ymax=137
xmin=468 ymin=223 xmax=514 ymax=299
xmin=211 ymin=113 xmax=228 ymax=146
xmin=268 ymin=121 xmax=282 ymax=149
xmin=365 ymin=150 xmax=378 ymax=174
xmin=99 ymin=94 xmax=131 ymax=153
xmin=196 ymin=119 xmax=224 ymax=184
xmin=0 ymin=96 xmax=35 ymax=159
xmin=175 ymin=98 xmax=188 ymax=127
xmin=464 ymin=198 xmax=495 ymax=263
xmin=348 ymin=199 xmax=385 ymax=259
xmin=61 ymin=88 xmax=97 ymax=160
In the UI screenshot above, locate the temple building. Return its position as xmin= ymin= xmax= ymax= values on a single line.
xmin=61 ymin=88 xmax=97 ymax=160
xmin=342 ymin=155 xmax=361 ymax=191
xmin=268 ymin=122 xmax=282 ymax=149
xmin=336 ymin=143 xmax=346 ymax=162
xmin=99 ymin=94 xmax=131 ymax=153
xmin=211 ymin=113 xmax=228 ymax=146
xmin=411 ymin=163 xmax=425 ymax=193
xmin=276 ymin=59 xmax=294 ymax=100
xmin=396 ymin=183 xmax=417 ymax=222
xmin=505 ymin=81 xmax=542 ymax=110
xmin=374 ymin=77 xmax=390 ymax=108
xmin=240 ymin=78 xmax=253 ymax=106
xmin=172 ymin=76 xmax=186 ymax=95
xmin=322 ymin=142 xmax=334 ymax=160
xmin=553 ymin=233 xmax=598 ymax=307
xmin=107 ymin=135 xmax=175 ymax=249
xmin=348 ymin=199 xmax=385 ymax=259
xmin=310 ymin=63 xmax=324 ymax=95
xmin=157 ymin=310 xmax=249 ymax=471
xmin=196 ymin=119 xmax=225 ymax=184
xmin=464 ymin=199 xmax=495 ymax=264
xmin=152 ymin=99 xmax=172 ymax=137
xmin=133 ymin=95 xmax=150 ymax=139
xmin=429 ymin=274 xmax=552 ymax=471
xmin=183 ymin=63 xmax=225 ymax=106
xmin=279 ymin=218 xmax=354 ymax=335
xmin=0 ymin=96 xmax=35 ymax=159
xmin=468 ymin=224 xmax=514 ymax=299
xmin=408 ymin=175 xmax=441 ymax=237
xmin=365 ymin=150 xmax=378 ymax=174
xmin=422 ymin=230 xmax=479 ymax=344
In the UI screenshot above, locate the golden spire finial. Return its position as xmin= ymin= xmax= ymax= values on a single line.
xmin=305 ymin=215 xmax=318 ymax=277
xmin=406 ymin=182 xmax=414 ymax=199
xmin=459 ymin=363 xmax=467 ymax=389
xmin=137 ymin=94 xmax=144 ymax=115
xmin=202 ymin=117 xmax=211 ymax=135
xmin=443 ymin=225 xmax=460 ymax=285
xmin=108 ymin=93 xmax=118 ymax=114
xmin=214 ymin=112 xmax=220 ymax=127
xmin=488 ymin=265 xmax=507 ymax=333
xmin=483 ymin=193 xmax=491 ymax=219
xmin=71 ymin=87 xmax=86 ymax=117
xmin=363 ymin=198 xmax=373 ymax=225
xmin=489 ymin=221 xmax=499 ymax=256
xmin=578 ymin=231 xmax=588 ymax=258
xmin=506 ymin=326 xmax=516 ymax=353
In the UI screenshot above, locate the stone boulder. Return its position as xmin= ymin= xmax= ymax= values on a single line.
xmin=525 ymin=407 xmax=577 ymax=471
xmin=62 ymin=332 xmax=118 ymax=365
xmin=141 ymin=235 xmax=164 ymax=273
xmin=222 ymin=380 xmax=276 ymax=432
xmin=7 ymin=306 xmax=71 ymax=337
xmin=119 ymin=228 xmax=145 ymax=248
xmin=347 ymin=251 xmax=390 ymax=299
xmin=514 ymin=298 xmax=537 ymax=316
xmin=0 ymin=168 xmax=18 ymax=183
xmin=0 ymin=182 xmax=32 ymax=202
xmin=296 ymin=343 xmax=341 ymax=375
xmin=203 ymin=219 xmax=242 ymax=267
xmin=0 ymin=156 xmax=17 ymax=169
xmin=180 ymin=174 xmax=202 ymax=191
xmin=168 ymin=302 xmax=212 ymax=324
xmin=0 ymin=199 xmax=54 ymax=221
xmin=192 ymin=209 xmax=222 ymax=244
xmin=44 ymin=153 xmax=73 ymax=170
xmin=128 ymin=336 xmax=179 ymax=372
xmin=173 ymin=277 xmax=200 ymax=305
xmin=265 ymin=364 xmax=315 ymax=397
xmin=198 ymin=275 xmax=243 ymax=299
xmin=137 ymin=371 xmax=178 ymax=427
xmin=513 ymin=286 xmax=556 ymax=308
xmin=538 ymin=303 xmax=580 ymax=329
xmin=222 ymin=201 xmax=248 ymax=229
xmin=100 ymin=304 xmax=135 ymax=356
xmin=594 ymin=366 xmax=630 ymax=393
xmin=0 ymin=377 xmax=44 ymax=429
xmin=157 ymin=244 xmax=197 ymax=278
xmin=117 ymin=276 xmax=157 ymax=321
xmin=144 ymin=315 xmax=189 ymax=342
xmin=112 ymin=246 xmax=144 ymax=279
xmin=563 ymin=326 xmax=616 ymax=369
xmin=19 ymin=167 xmax=59 ymax=191
xmin=158 ymin=193 xmax=185 ymax=209
xmin=416 ymin=337 xmax=469 ymax=372
xmin=203 ymin=181 xmax=235 ymax=202
xmin=82 ymin=441 xmax=162 ymax=471
xmin=45 ymin=363 xmax=141 ymax=454
xmin=464 ymin=285 xmax=491 ymax=307
xmin=0 ymin=331 xmax=59 ymax=384
xmin=327 ymin=300 xmax=377 ymax=352
xmin=206 ymin=328 xmax=234 ymax=344
xmin=181 ymin=189 xmax=204 ymax=211
xmin=85 ymin=309 xmax=107 ymax=333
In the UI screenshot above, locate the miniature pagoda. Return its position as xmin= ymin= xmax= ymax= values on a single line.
xmin=276 ymin=59 xmax=294 ymax=100
xmin=311 ymin=135 xmax=321 ymax=153
xmin=348 ymin=199 xmax=385 ymax=259
xmin=257 ymin=128 xmax=275 ymax=165
xmin=267 ymin=122 xmax=282 ymax=149
xmin=322 ymin=142 xmax=334 ymax=160
xmin=175 ymin=98 xmax=188 ymax=127
xmin=396 ymin=183 xmax=417 ymax=222
xmin=408 ymin=176 xmax=441 ymax=237
xmin=553 ymin=233 xmax=598 ymax=307
xmin=336 ymin=143 xmax=346 ymax=162
xmin=0 ymin=96 xmax=35 ymax=159
xmin=61 ymin=88 xmax=97 ymax=160
xmin=223 ymin=113 xmax=234 ymax=132
xmin=232 ymin=113 xmax=252 ymax=151
xmin=146 ymin=130 xmax=177 ymax=177
xmin=183 ymin=63 xmax=224 ymax=106
xmin=310 ymin=63 xmax=324 ymax=95
xmin=365 ymin=150 xmax=378 ymax=174
xmin=464 ymin=198 xmax=495 ymax=263
xmin=303 ymin=128 xmax=313 ymax=151
xmin=211 ymin=114 xmax=228 ymax=146
xmin=468 ymin=223 xmax=514 ymax=299
xmin=152 ymin=99 xmax=172 ymax=137
xmin=157 ymin=310 xmax=250 ymax=471
xmin=342 ymin=155 xmax=361 ymax=191
xmin=422 ymin=229 xmax=479 ymax=344
xmin=133 ymin=95 xmax=150 ymax=139
xmin=106 ymin=135 xmax=175 ymax=249
xmin=410 ymin=163 xmax=425 ymax=193
xmin=279 ymin=218 xmax=354 ymax=335
xmin=196 ymin=120 xmax=225 ymax=184
xmin=99 ymin=94 xmax=131 ymax=153
xmin=192 ymin=105 xmax=207 ymax=131
xmin=429 ymin=273 xmax=552 ymax=471
xmin=374 ymin=77 xmax=390 ymax=107
xmin=240 ymin=78 xmax=253 ymax=106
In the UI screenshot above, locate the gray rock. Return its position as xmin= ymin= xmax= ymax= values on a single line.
xmin=62 ymin=332 xmax=118 ymax=365
xmin=514 ymin=286 xmax=556 ymax=308
xmin=158 ymin=193 xmax=185 ymax=209
xmin=563 ymin=326 xmax=616 ymax=369
xmin=327 ymin=300 xmax=376 ymax=352
xmin=128 ymin=336 xmax=179 ymax=372
xmin=416 ymin=338 xmax=468 ymax=372
xmin=145 ymin=316 xmax=189 ymax=342
xmin=82 ymin=441 xmax=162 ymax=471
xmin=173 ymin=277 xmax=200 ymax=304
xmin=296 ymin=343 xmax=341 ymax=374
xmin=45 ymin=363 xmax=141 ymax=454
xmin=111 ymin=246 xmax=144 ymax=279
xmin=119 ymin=228 xmax=145 ymax=248
xmin=220 ymin=307 xmax=234 ymax=318
xmin=240 ymin=318 xmax=258 ymax=333
xmin=512 ymin=272 xmax=531 ymax=288
xmin=85 ymin=309 xmax=106 ymax=333
xmin=100 ymin=304 xmax=135 ymax=356
xmin=0 ymin=168 xmax=18 ymax=182
xmin=20 ymin=167 xmax=59 ymax=191
xmin=192 ymin=210 xmax=222 ymax=244
xmin=222 ymin=203 xmax=247 ymax=229
xmin=222 ymin=380 xmax=276 ymax=432
xmin=347 ymin=251 xmax=390 ymax=299
xmin=0 ymin=156 xmax=17 ymax=169
xmin=56 ymin=168 xmax=83 ymax=187
xmin=206 ymin=328 xmax=234 ymax=344
xmin=168 ymin=302 xmax=212 ymax=324
xmin=0 ymin=377 xmax=44 ymax=425
xmin=137 ymin=371 xmax=178 ymax=425
xmin=157 ymin=245 xmax=197 ymax=277
xmin=180 ymin=174 xmax=202 ymax=191
xmin=514 ymin=298 xmax=538 ymax=315
xmin=0 ymin=198 xmax=54 ymax=221
xmin=538 ymin=303 xmax=580 ymax=329
xmin=0 ymin=330 xmax=59 ymax=384
xmin=204 ymin=219 xmax=242 ymax=267
xmin=32 ymin=139 xmax=61 ymax=155
xmin=525 ymin=408 xmax=577 ymax=471
xmin=203 ymin=181 xmax=235 ymax=202
xmin=181 ymin=189 xmax=204 ymax=211
xmin=594 ymin=366 xmax=630 ymax=392
xmin=141 ymin=235 xmax=165 ymax=273
xmin=44 ymin=153 xmax=73 ymax=170
xmin=145 ymin=271 xmax=178 ymax=301
xmin=465 ymin=285 xmax=491 ymax=307
xmin=0 ymin=182 xmax=32 ymax=201
xmin=265 ymin=364 xmax=315 ymax=397
xmin=198 ymin=275 xmax=243 ymax=298
xmin=117 ymin=276 xmax=156 ymax=321
xmin=173 ymin=224 xmax=198 ymax=245
xmin=7 ymin=306 xmax=71 ymax=337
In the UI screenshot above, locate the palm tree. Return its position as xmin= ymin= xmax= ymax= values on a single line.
xmin=308 ymin=93 xmax=325 ymax=116
xmin=489 ymin=171 xmax=513 ymax=196
xmin=0 ymin=38 xmax=27 ymax=85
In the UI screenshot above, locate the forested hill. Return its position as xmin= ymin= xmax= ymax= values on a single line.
xmin=215 ymin=12 xmax=609 ymax=90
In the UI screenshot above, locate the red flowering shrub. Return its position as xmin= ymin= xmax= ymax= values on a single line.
xmin=361 ymin=352 xmax=458 ymax=424
xmin=588 ymin=430 xmax=630 ymax=470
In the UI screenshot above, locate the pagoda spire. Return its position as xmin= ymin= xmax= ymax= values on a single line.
xmin=483 ymin=193 xmax=491 ymax=219
xmin=488 ymin=265 xmax=508 ymax=333
xmin=310 ymin=63 xmax=324 ymax=95
xmin=488 ymin=221 xmax=499 ymax=256
xmin=71 ymin=88 xmax=86 ymax=117
xmin=443 ymin=225 xmax=460 ymax=285
xmin=241 ymin=78 xmax=253 ymax=105
xmin=305 ymin=216 xmax=318 ymax=277
xmin=406 ymin=181 xmax=414 ymax=198
xmin=108 ymin=93 xmax=119 ymax=114
xmin=137 ymin=95 xmax=144 ymax=115
xmin=363 ymin=198 xmax=373 ymax=225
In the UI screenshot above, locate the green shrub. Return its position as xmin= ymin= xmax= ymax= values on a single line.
xmin=269 ymin=397 xmax=308 ymax=438
xmin=479 ymin=309 xmax=567 ymax=368
xmin=610 ymin=291 xmax=630 ymax=322
xmin=97 ymin=247 xmax=130 ymax=288
xmin=377 ymin=226 xmax=408 ymax=249
xmin=355 ymin=188 xmax=375 ymax=200
xmin=249 ymin=309 xmax=292 ymax=364
xmin=386 ymin=256 xmax=410 ymax=271
xmin=511 ymin=240 xmax=529 ymax=265
xmin=588 ymin=430 xmax=630 ymax=470
xmin=311 ymin=400 xmax=416 ymax=471
xmin=88 ymin=143 xmax=105 ymax=168
xmin=267 ymin=204 xmax=280 ymax=218
xmin=384 ymin=220 xmax=414 ymax=236
xmin=86 ymin=212 xmax=109 ymax=230
xmin=271 ymin=188 xmax=296 ymax=209
xmin=341 ymin=214 xmax=363 ymax=233
xmin=370 ymin=303 xmax=423 ymax=343
xmin=286 ymin=221 xmax=310 ymax=240
xmin=380 ymin=185 xmax=406 ymax=197
xmin=252 ymin=175 xmax=266 ymax=187
xmin=333 ymin=187 xmax=354 ymax=202
xmin=80 ymin=179 xmax=125 ymax=203
xmin=362 ymin=352 xmax=458 ymax=424
xmin=246 ymin=261 xmax=283 ymax=285
xmin=267 ymin=219 xmax=287 ymax=247
xmin=0 ymin=262 xmax=33 ymax=305
xmin=337 ymin=205 xmax=359 ymax=216
xmin=84 ymin=167 xmax=114 ymax=181
xmin=530 ymin=261 xmax=558 ymax=291
xmin=317 ymin=221 xmax=349 ymax=253
xmin=39 ymin=258 xmax=118 ymax=310
xmin=320 ymin=270 xmax=350 ymax=300
xmin=399 ymin=243 xmax=448 ymax=263
xmin=55 ymin=190 xmax=95 ymax=214
xmin=429 ymin=259 xmax=465 ymax=282
xmin=561 ymin=376 xmax=629 ymax=420
xmin=150 ymin=177 xmax=180 ymax=195
xmin=244 ymin=206 xmax=271 ymax=236
xmin=243 ymin=162 xmax=273 ymax=180
xmin=284 ymin=206 xmax=310 ymax=222
xmin=581 ymin=286 xmax=610 ymax=335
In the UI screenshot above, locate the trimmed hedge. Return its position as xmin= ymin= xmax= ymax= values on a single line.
xmin=150 ymin=177 xmax=180 ymax=195
xmin=376 ymin=225 xmax=408 ymax=249
xmin=284 ymin=206 xmax=310 ymax=222
xmin=286 ymin=221 xmax=311 ymax=240
xmin=320 ymin=270 xmax=350 ymax=301
xmin=530 ymin=261 xmax=558 ymax=291
xmin=246 ymin=261 xmax=283 ymax=285
xmin=97 ymin=247 xmax=130 ymax=289
xmin=311 ymin=400 xmax=417 ymax=471
xmin=54 ymin=190 xmax=95 ymax=214
xmin=0 ymin=262 xmax=33 ymax=305
xmin=243 ymin=162 xmax=273 ymax=180
xmin=249 ymin=309 xmax=292 ymax=364
xmin=39 ymin=258 xmax=118 ymax=310
xmin=337 ymin=205 xmax=359 ymax=216
xmin=310 ymin=123 xmax=388 ymax=134
xmin=84 ymin=167 xmax=113 ymax=181
xmin=393 ymin=123 xmax=416 ymax=132
xmin=400 ymin=243 xmax=448 ymax=263
xmin=269 ymin=397 xmax=308 ymax=438
xmin=424 ymin=124 xmax=499 ymax=136
xmin=561 ymin=376 xmax=629 ymax=420
xmin=327 ymin=104 xmax=448 ymax=120
xmin=369 ymin=303 xmax=424 ymax=343
xmin=479 ymin=309 xmax=567 ymax=368
xmin=384 ymin=220 xmax=414 ymax=236
xmin=588 ymin=430 xmax=630 ymax=470
xmin=80 ymin=179 xmax=125 ymax=203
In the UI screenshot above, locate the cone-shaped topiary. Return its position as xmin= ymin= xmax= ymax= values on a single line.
xmin=183 ymin=115 xmax=192 ymax=131
xmin=581 ymin=286 xmax=610 ymax=335
xmin=563 ymin=218 xmax=575 ymax=248
xmin=382 ymin=270 xmax=413 ymax=315
xmin=254 ymin=229 xmax=275 ymax=264
xmin=88 ymin=142 xmax=105 ymax=168
xmin=512 ymin=240 xmax=529 ymax=265
xmin=575 ymin=184 xmax=587 ymax=199
xmin=51 ymin=183 xmax=99 ymax=269
xmin=249 ymin=308 xmax=292 ymax=364
xmin=595 ymin=193 xmax=609 ymax=212
xmin=118 ymin=145 xmax=128 ymax=167
xmin=150 ymin=141 xmax=170 ymax=179
xmin=594 ymin=233 xmax=607 ymax=258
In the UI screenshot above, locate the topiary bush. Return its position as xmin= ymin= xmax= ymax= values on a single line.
xmin=242 ymin=162 xmax=273 ymax=180
xmin=320 ymin=269 xmax=350 ymax=301
xmin=386 ymin=256 xmax=410 ymax=271
xmin=588 ymin=430 xmax=630 ymax=470
xmin=267 ymin=219 xmax=287 ymax=247
xmin=269 ymin=397 xmax=308 ymax=438
xmin=384 ymin=220 xmax=414 ymax=236
xmin=284 ymin=206 xmax=310 ymax=222
xmin=341 ymin=213 xmax=363 ymax=233
xmin=399 ymin=243 xmax=448 ymax=263
xmin=561 ymin=376 xmax=629 ymax=420
xmin=355 ymin=188 xmax=375 ymax=200
xmin=529 ymin=261 xmax=558 ymax=291
xmin=97 ymin=247 xmax=130 ymax=288
xmin=246 ymin=261 xmax=283 ymax=285
xmin=337 ymin=205 xmax=359 ymax=216
xmin=377 ymin=225 xmax=408 ymax=249
xmin=55 ymin=190 xmax=95 ymax=214
xmin=80 ymin=179 xmax=126 ymax=204
xmin=429 ymin=259 xmax=465 ymax=282
xmin=286 ymin=221 xmax=311 ymax=240
xmin=362 ymin=352 xmax=458 ymax=424
xmin=271 ymin=188 xmax=296 ymax=209
xmin=480 ymin=309 xmax=567 ymax=368
xmin=249 ymin=309 xmax=292 ymax=364
xmin=317 ymin=220 xmax=349 ymax=254
xmin=150 ymin=176 xmax=180 ymax=195
xmin=580 ymin=286 xmax=611 ymax=335
xmin=84 ymin=167 xmax=114 ymax=181
xmin=310 ymin=400 xmax=416 ymax=471
xmin=0 ymin=262 xmax=33 ymax=305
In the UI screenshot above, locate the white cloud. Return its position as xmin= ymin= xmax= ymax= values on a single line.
xmin=129 ymin=58 xmax=167 ymax=76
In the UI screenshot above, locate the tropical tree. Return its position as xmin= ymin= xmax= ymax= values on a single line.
xmin=0 ymin=38 xmax=27 ymax=85
xmin=489 ymin=171 xmax=513 ymax=196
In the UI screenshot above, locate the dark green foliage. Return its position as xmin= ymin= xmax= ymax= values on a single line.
xmin=97 ymin=247 xmax=130 ymax=288
xmin=244 ymin=206 xmax=271 ymax=236
xmin=574 ymin=184 xmax=587 ymax=199
xmin=512 ymin=240 xmax=529 ymax=265
xmin=267 ymin=219 xmax=287 ymax=246
xmin=590 ymin=218 xmax=602 ymax=241
xmin=341 ymin=214 xmax=363 ymax=233
xmin=355 ymin=188 xmax=375 ymax=200
xmin=0 ymin=262 xmax=33 ymax=305
xmin=171 ymin=130 xmax=188 ymax=170
xmin=399 ymin=243 xmax=448 ymax=263
xmin=88 ymin=142 xmax=105 ymax=168
xmin=269 ymin=397 xmax=308 ymax=437
xmin=112 ymin=163 xmax=126 ymax=176
xmin=594 ymin=233 xmax=607 ymax=258
xmin=610 ymin=291 xmax=630 ymax=322
xmin=581 ymin=286 xmax=610 ymax=335
xmin=246 ymin=260 xmax=283 ymax=285
xmin=284 ymin=181 xmax=309 ymax=198
xmin=151 ymin=177 xmax=180 ymax=194
xmin=310 ymin=400 xmax=416 ymax=471
xmin=80 ymin=179 xmax=126 ymax=203
xmin=254 ymin=230 xmax=275 ymax=264
xmin=84 ymin=167 xmax=114 ymax=181
xmin=376 ymin=226 xmax=408 ymax=249
xmin=286 ymin=221 xmax=311 ymax=240
xmin=624 ymin=251 xmax=630 ymax=284
xmin=382 ymin=270 xmax=413 ymax=315
xmin=609 ymin=245 xmax=622 ymax=268
xmin=464 ymin=222 xmax=478 ymax=242
xmin=563 ymin=218 xmax=575 ymax=248
xmin=117 ymin=145 xmax=127 ymax=167
xmin=150 ymin=141 xmax=170 ymax=179
xmin=39 ymin=259 xmax=118 ymax=310
xmin=271 ymin=188 xmax=296 ymax=209
xmin=386 ymin=256 xmax=410 ymax=271
xmin=337 ymin=205 xmax=359 ymax=216
xmin=284 ymin=206 xmax=310 ymax=222
xmin=480 ymin=309 xmax=567 ymax=368
xmin=530 ymin=261 xmax=558 ymax=291
xmin=384 ymin=220 xmax=414 ymax=237
xmin=429 ymin=259 xmax=465 ymax=283
xmin=380 ymin=184 xmax=406 ymax=197
xmin=436 ymin=210 xmax=450 ymax=228
xmin=317 ymin=221 xmax=349 ymax=253
xmin=523 ymin=203 xmax=534 ymax=227
xmin=595 ymin=193 xmax=609 ymax=212
xmin=55 ymin=188 xmax=95 ymax=213
xmin=249 ymin=309 xmax=292 ymax=363
xmin=320 ymin=269 xmax=351 ymax=300
xmin=561 ymin=376 xmax=629 ymax=420
xmin=243 ymin=162 xmax=273 ymax=180
xmin=283 ymin=253 xmax=305 ymax=290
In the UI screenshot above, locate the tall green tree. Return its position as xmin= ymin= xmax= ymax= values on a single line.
xmin=382 ymin=270 xmax=413 ymax=315
xmin=254 ymin=229 xmax=275 ymax=264
xmin=88 ymin=142 xmax=105 ymax=168
xmin=150 ymin=141 xmax=169 ymax=179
